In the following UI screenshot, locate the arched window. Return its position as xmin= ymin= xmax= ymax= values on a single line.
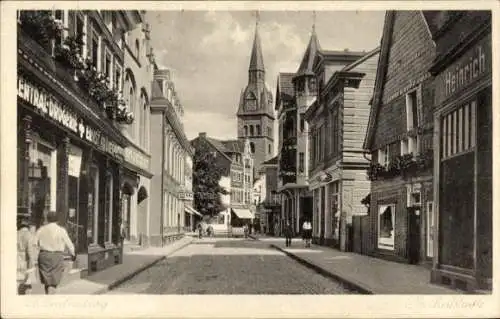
xmin=249 ymin=125 xmax=254 ymax=136
xmin=244 ymin=125 xmax=248 ymax=136
xmin=256 ymin=125 xmax=261 ymax=136
xmin=250 ymin=142 xmax=255 ymax=154
xmin=140 ymin=90 xmax=149 ymax=149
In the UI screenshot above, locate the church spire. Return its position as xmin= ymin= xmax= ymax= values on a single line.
xmin=249 ymin=11 xmax=265 ymax=73
xmin=294 ymin=12 xmax=321 ymax=79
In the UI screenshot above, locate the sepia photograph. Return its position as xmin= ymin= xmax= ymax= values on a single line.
xmin=1 ymin=1 xmax=498 ymax=318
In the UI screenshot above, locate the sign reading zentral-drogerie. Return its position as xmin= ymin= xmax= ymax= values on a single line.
xmin=435 ymin=34 xmax=491 ymax=105
xmin=17 ymin=75 xmax=124 ymax=159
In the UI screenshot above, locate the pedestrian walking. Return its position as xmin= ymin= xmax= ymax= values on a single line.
xmin=17 ymin=215 xmax=36 ymax=295
xmin=302 ymin=219 xmax=312 ymax=248
xmin=35 ymin=210 xmax=76 ymax=295
xmin=284 ymin=221 xmax=293 ymax=247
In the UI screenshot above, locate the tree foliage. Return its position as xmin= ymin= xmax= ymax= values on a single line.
xmin=193 ymin=141 xmax=228 ymax=217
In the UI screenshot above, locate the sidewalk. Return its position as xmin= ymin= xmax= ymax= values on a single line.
xmin=31 ymin=236 xmax=193 ymax=295
xmin=267 ymin=238 xmax=460 ymax=295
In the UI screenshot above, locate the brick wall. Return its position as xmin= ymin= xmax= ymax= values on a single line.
xmin=372 ymin=11 xmax=436 ymax=150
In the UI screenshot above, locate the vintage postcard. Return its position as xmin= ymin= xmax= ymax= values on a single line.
xmin=1 ymin=1 xmax=499 ymax=318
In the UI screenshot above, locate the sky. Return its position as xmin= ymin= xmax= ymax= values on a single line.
xmin=146 ymin=10 xmax=386 ymax=147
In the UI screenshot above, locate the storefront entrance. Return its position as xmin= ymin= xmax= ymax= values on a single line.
xmin=407 ymin=206 xmax=421 ymax=264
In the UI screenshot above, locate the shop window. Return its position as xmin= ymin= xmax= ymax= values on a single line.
xmin=87 ymin=164 xmax=99 ymax=245
xmin=28 ymin=136 xmax=57 ymax=228
xmin=104 ymin=171 xmax=114 ymax=244
xmin=377 ymin=204 xmax=395 ymax=250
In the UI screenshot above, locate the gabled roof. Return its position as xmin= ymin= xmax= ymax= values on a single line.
xmin=249 ymin=24 xmax=265 ymax=72
xmin=275 ymin=72 xmax=295 ymax=111
xmin=363 ymin=11 xmax=395 ymax=151
xmin=294 ymin=27 xmax=321 ymax=79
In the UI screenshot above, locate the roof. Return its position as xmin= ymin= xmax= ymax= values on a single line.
xmin=342 ymin=46 xmax=381 ymax=72
xmin=221 ymin=139 xmax=245 ymax=153
xmin=249 ymin=25 xmax=265 ymax=72
xmin=275 ymin=72 xmax=295 ymax=111
xmin=294 ymin=28 xmax=321 ymax=79
xmin=262 ymin=156 xmax=278 ymax=165
xmin=363 ymin=11 xmax=395 ymax=150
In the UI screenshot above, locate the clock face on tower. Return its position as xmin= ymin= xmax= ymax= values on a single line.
xmin=246 ymin=99 xmax=257 ymax=111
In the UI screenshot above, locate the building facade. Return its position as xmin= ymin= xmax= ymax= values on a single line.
xmin=426 ymin=11 xmax=492 ymax=292
xmin=363 ymin=11 xmax=437 ymax=264
xmin=120 ymin=11 xmax=155 ymax=247
xmin=275 ymin=72 xmax=298 ymax=235
xmin=191 ymin=133 xmax=255 ymax=235
xmin=17 ymin=10 xmax=142 ymax=273
xmin=237 ymin=22 xmax=275 ymax=179
xmin=150 ymin=67 xmax=193 ymax=246
xmin=258 ymin=156 xmax=280 ymax=235
xmin=307 ymin=47 xmax=377 ymax=251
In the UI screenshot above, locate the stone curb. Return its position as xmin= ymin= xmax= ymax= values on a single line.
xmin=95 ymin=237 xmax=194 ymax=294
xmin=270 ymin=244 xmax=373 ymax=295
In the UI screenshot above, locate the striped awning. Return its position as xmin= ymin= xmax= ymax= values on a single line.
xmin=184 ymin=205 xmax=203 ymax=217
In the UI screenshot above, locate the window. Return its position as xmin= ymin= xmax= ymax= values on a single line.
xmin=267 ymin=126 xmax=272 ymax=137
xmin=250 ymin=142 xmax=255 ymax=154
xmin=54 ymin=10 xmax=64 ymax=45
xmin=300 ymin=115 xmax=305 ymax=133
xmin=377 ymin=204 xmax=395 ymax=250
xmin=378 ymin=145 xmax=390 ymax=167
xmin=73 ymin=13 xmax=85 ymax=55
xmin=256 ymin=125 xmax=261 ymax=136
xmin=331 ymin=109 xmax=340 ymax=156
xmin=90 ymin=30 xmax=99 ymax=70
xmin=67 ymin=144 xmax=83 ymax=247
xmin=114 ymin=64 xmax=122 ymax=92
xmin=400 ymin=138 xmax=408 ymax=155
xmin=268 ymin=144 xmax=271 ymax=154
xmin=88 ymin=165 xmax=99 ymax=245
xmin=244 ymin=125 xmax=248 ymax=136
xmin=406 ymin=90 xmax=419 ymax=130
xmin=250 ymin=126 xmax=254 ymax=136
xmin=104 ymin=49 xmax=112 ymax=88
xmin=299 ymin=152 xmax=304 ymax=173
xmin=440 ymin=101 xmax=476 ymax=160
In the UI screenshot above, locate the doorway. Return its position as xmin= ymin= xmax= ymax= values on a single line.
xmin=407 ymin=206 xmax=421 ymax=264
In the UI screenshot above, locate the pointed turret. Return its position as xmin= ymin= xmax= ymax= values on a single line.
xmin=294 ymin=25 xmax=321 ymax=79
xmin=249 ymin=20 xmax=265 ymax=72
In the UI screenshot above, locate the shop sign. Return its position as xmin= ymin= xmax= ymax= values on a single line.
xmin=178 ymin=191 xmax=193 ymax=201
xmin=18 ymin=75 xmax=79 ymax=133
xmin=124 ymin=147 xmax=150 ymax=171
xmin=18 ymin=75 xmax=124 ymax=159
xmin=436 ymin=35 xmax=491 ymax=105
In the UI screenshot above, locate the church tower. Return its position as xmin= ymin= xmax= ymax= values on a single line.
xmin=237 ymin=14 xmax=275 ymax=178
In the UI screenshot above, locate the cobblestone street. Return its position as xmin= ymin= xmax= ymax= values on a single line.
xmin=107 ymin=238 xmax=357 ymax=294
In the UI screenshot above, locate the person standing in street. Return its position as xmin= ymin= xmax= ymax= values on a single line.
xmin=284 ymin=220 xmax=293 ymax=247
xmin=35 ymin=210 xmax=76 ymax=295
xmin=17 ymin=215 xmax=36 ymax=295
xmin=302 ymin=218 xmax=312 ymax=248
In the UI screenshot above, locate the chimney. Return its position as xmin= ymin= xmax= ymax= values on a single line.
xmin=199 ymin=132 xmax=207 ymax=138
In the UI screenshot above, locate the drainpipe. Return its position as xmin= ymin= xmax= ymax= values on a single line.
xmin=362 ymin=150 xmax=371 ymax=162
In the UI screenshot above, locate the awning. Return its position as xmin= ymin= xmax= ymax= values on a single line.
xmin=231 ymin=208 xmax=254 ymax=219
xmin=184 ymin=205 xmax=203 ymax=217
